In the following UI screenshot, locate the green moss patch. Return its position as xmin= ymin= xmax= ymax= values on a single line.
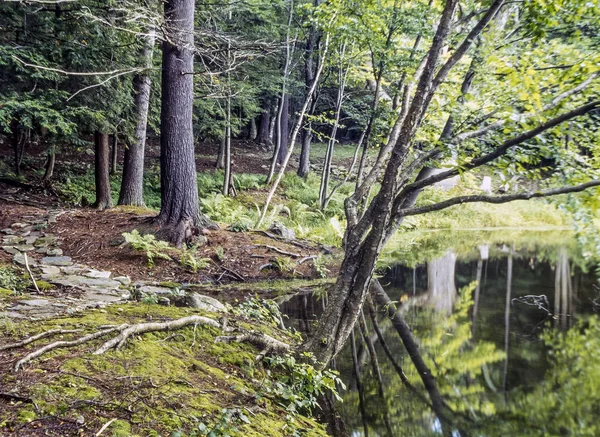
xmin=0 ymin=302 xmax=328 ymax=437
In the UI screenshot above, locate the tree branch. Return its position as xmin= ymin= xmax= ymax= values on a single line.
xmin=400 ymin=100 xmax=600 ymax=194
xmin=399 ymin=179 xmax=600 ymax=217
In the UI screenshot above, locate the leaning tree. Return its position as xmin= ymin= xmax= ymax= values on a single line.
xmin=299 ymin=0 xmax=600 ymax=365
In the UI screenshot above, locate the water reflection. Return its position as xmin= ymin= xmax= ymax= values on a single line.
xmin=280 ymin=231 xmax=600 ymax=436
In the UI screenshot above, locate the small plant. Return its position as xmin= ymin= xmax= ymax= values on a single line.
xmin=313 ymin=255 xmax=330 ymax=278
xmin=196 ymin=408 xmax=251 ymax=437
xmin=179 ymin=246 xmax=211 ymax=273
xmin=229 ymin=220 xmax=250 ymax=232
xmin=232 ymin=297 xmax=283 ymax=327
xmin=0 ymin=265 xmax=28 ymax=294
xmin=215 ymin=246 xmax=225 ymax=262
xmin=123 ymin=230 xmax=172 ymax=268
xmin=263 ymin=352 xmax=345 ymax=415
xmin=271 ymin=257 xmax=294 ymax=275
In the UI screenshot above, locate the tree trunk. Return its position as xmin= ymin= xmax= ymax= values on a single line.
xmin=155 ymin=0 xmax=213 ymax=245
xmin=43 ymin=148 xmax=55 ymax=181
xmin=248 ymin=116 xmax=257 ymax=140
xmin=258 ymin=103 xmax=271 ymax=146
xmin=110 ymin=133 xmax=118 ymax=175
xmin=298 ymin=127 xmax=312 ymax=177
xmin=12 ymin=122 xmax=20 ymax=177
xmin=119 ymin=27 xmax=156 ymax=207
xmin=93 ymin=131 xmax=112 ymax=211
xmin=277 ymin=94 xmax=289 ymax=165
xmin=215 ymin=131 xmax=226 ymax=169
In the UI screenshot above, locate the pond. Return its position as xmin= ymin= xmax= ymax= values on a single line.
xmin=279 ymin=230 xmax=600 ymax=437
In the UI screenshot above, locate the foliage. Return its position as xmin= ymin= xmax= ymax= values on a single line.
xmin=232 ymin=297 xmax=283 ymax=327
xmin=179 ymin=246 xmax=211 ymax=273
xmin=123 ymin=230 xmax=172 ymax=268
xmin=264 ymin=352 xmax=345 ymax=415
xmin=0 ymin=265 xmax=28 ymax=294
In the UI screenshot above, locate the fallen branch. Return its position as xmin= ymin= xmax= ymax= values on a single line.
xmin=0 ymin=329 xmax=82 ymax=352
xmin=297 ymin=255 xmax=317 ymax=265
xmin=255 ymin=244 xmax=302 ymax=258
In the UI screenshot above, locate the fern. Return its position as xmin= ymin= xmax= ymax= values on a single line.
xmin=123 ymin=230 xmax=172 ymax=268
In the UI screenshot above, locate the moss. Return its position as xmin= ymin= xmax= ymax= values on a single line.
xmin=0 ymin=301 xmax=329 ymax=437
xmin=158 ymin=281 xmax=181 ymax=289
xmin=108 ymin=419 xmax=132 ymax=437
xmin=35 ymin=280 xmax=53 ymax=291
xmin=0 ymin=287 xmax=14 ymax=297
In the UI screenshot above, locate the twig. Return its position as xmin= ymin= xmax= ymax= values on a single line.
xmin=23 ymin=253 xmax=40 ymax=293
xmin=95 ymin=418 xmax=117 ymax=437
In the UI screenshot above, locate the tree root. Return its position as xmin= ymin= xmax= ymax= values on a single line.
xmin=216 ymin=331 xmax=290 ymax=360
xmin=14 ymin=326 xmax=125 ymax=371
xmin=10 ymin=315 xmax=291 ymax=372
xmin=93 ymin=315 xmax=220 ymax=354
xmin=0 ymin=329 xmax=82 ymax=352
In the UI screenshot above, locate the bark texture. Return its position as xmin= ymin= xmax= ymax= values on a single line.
xmin=93 ymin=131 xmax=112 ymax=210
xmin=119 ymin=28 xmax=156 ymax=207
xmin=155 ymin=0 xmax=213 ymax=245
xmin=276 ymin=94 xmax=289 ymax=165
xmin=258 ymin=104 xmax=271 ymax=146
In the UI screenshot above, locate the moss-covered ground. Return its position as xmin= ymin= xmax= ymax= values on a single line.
xmin=0 ymin=302 xmax=329 ymax=437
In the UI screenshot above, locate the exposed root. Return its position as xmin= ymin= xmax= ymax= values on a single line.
xmin=216 ymin=331 xmax=290 ymax=361
xmin=255 ymin=244 xmax=302 ymax=258
xmin=0 ymin=329 xmax=82 ymax=352
xmin=14 ymin=326 xmax=125 ymax=371
xmin=11 ymin=315 xmax=291 ymax=372
xmin=93 ymin=315 xmax=220 ymax=354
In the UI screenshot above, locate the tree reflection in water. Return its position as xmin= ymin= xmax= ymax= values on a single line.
xmin=282 ymin=232 xmax=600 ymax=436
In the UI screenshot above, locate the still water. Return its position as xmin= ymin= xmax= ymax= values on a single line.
xmin=280 ymin=230 xmax=600 ymax=437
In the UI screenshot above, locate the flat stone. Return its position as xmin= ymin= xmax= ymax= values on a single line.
xmin=47 ymin=213 xmax=58 ymax=224
xmin=13 ymin=253 xmax=37 ymax=266
xmin=2 ymin=246 xmax=20 ymax=255
xmin=185 ymin=293 xmax=227 ymax=313
xmin=3 ymin=236 xmax=23 ymax=245
xmin=41 ymin=256 xmax=72 ymax=266
xmin=11 ymin=223 xmax=29 ymax=229
xmin=50 ymin=275 xmax=121 ymax=290
xmin=24 ymin=236 xmax=38 ymax=245
xmin=84 ymin=269 xmax=111 ymax=279
xmin=60 ymin=265 xmax=87 ymax=275
xmin=114 ymin=276 xmax=131 ymax=286
xmin=34 ymin=237 xmax=57 ymax=247
xmin=40 ymin=265 xmax=61 ymax=277
xmin=0 ymin=311 xmax=26 ymax=319
xmin=17 ymin=299 xmax=52 ymax=307
xmin=1 ymin=228 xmax=16 ymax=235
xmin=46 ymin=248 xmax=63 ymax=256
xmin=14 ymin=245 xmax=35 ymax=252
xmin=138 ymin=285 xmax=176 ymax=296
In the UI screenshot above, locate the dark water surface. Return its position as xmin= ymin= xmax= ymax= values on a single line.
xmin=280 ymin=230 xmax=600 ymax=437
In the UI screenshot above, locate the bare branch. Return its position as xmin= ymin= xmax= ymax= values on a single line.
xmin=399 ymin=179 xmax=600 ymax=217
xmin=401 ymin=100 xmax=600 ymax=194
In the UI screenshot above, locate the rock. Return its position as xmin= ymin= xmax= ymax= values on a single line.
xmin=13 ymin=253 xmax=37 ymax=266
xmin=41 ymin=256 xmax=73 ymax=266
xmin=46 ymin=248 xmax=63 ymax=256
xmin=17 ymin=299 xmax=52 ymax=307
xmin=84 ymin=269 xmax=111 ymax=279
xmin=14 ymin=244 xmax=35 ymax=252
xmin=480 ymin=176 xmax=492 ymax=194
xmin=268 ymin=221 xmax=296 ymax=241
xmin=60 ymin=265 xmax=87 ymax=275
xmin=34 ymin=236 xmax=57 ymax=247
xmin=138 ymin=285 xmax=179 ymax=296
xmin=11 ymin=223 xmax=29 ymax=229
xmin=3 ymin=236 xmax=23 ymax=245
xmin=157 ymin=297 xmax=171 ymax=306
xmin=24 ymin=236 xmax=38 ymax=245
xmin=50 ymin=275 xmax=121 ymax=290
xmin=114 ymin=276 xmax=131 ymax=286
xmin=2 ymin=246 xmax=20 ymax=255
xmin=185 ymin=293 xmax=227 ymax=312
xmin=40 ymin=265 xmax=61 ymax=279
xmin=1 ymin=228 xmax=16 ymax=235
